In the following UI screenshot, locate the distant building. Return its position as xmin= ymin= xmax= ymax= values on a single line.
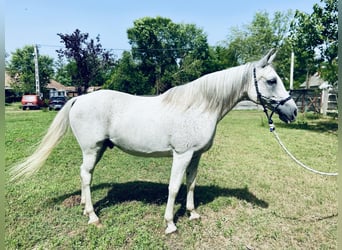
xmin=5 ymin=72 xmax=21 ymax=102
xmin=292 ymin=73 xmax=337 ymax=114
xmin=5 ymin=72 xmax=13 ymax=90
xmin=46 ymin=79 xmax=68 ymax=98
xmin=299 ymin=72 xmax=330 ymax=89
xmin=5 ymin=72 xmax=102 ymax=101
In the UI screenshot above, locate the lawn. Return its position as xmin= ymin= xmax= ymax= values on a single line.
xmin=5 ymin=104 xmax=338 ymax=249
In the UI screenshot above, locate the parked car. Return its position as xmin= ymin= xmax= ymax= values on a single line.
xmin=49 ymin=96 xmax=67 ymax=110
xmin=21 ymin=94 xmax=45 ymax=110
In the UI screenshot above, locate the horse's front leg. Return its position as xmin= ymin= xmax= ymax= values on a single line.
xmin=186 ymin=153 xmax=201 ymax=220
xmin=164 ymin=151 xmax=193 ymax=234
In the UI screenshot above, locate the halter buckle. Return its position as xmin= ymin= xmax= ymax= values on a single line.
xmin=269 ymin=123 xmax=275 ymax=132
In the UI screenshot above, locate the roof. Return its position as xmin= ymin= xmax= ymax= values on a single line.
xmin=65 ymin=86 xmax=77 ymax=92
xmin=300 ymin=73 xmax=327 ymax=89
xmin=46 ymin=79 xmax=68 ymax=90
xmin=87 ymin=86 xmax=102 ymax=92
xmin=46 ymin=80 xmax=77 ymax=92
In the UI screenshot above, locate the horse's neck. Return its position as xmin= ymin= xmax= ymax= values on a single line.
xmin=161 ymin=63 xmax=251 ymax=120
xmin=208 ymin=64 xmax=251 ymax=120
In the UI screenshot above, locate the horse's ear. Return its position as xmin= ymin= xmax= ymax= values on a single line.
xmin=257 ymin=49 xmax=277 ymax=67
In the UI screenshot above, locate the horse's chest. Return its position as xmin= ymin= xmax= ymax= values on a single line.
xmin=168 ymin=116 xmax=217 ymax=153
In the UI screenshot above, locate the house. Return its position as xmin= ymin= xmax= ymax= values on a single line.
xmin=5 ymin=72 xmax=13 ymax=90
xmin=5 ymin=72 xmax=21 ymax=102
xmin=87 ymin=86 xmax=102 ymax=92
xmin=5 ymin=72 xmax=101 ymax=100
xmin=299 ymin=72 xmax=329 ymax=89
xmin=46 ymin=79 xmax=68 ymax=98
xmin=46 ymin=80 xmax=79 ymax=98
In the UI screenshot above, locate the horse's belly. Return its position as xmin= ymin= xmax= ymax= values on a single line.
xmin=113 ymin=138 xmax=173 ymax=157
xmin=116 ymin=146 xmax=172 ymax=157
xmin=110 ymin=126 xmax=172 ymax=157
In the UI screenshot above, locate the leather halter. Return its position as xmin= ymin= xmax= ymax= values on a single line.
xmin=253 ymin=67 xmax=292 ymax=131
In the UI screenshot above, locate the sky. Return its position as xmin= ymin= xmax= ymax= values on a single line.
xmin=6 ymin=0 xmax=320 ymax=60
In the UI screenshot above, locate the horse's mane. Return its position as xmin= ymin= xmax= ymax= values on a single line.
xmin=162 ymin=63 xmax=253 ymax=113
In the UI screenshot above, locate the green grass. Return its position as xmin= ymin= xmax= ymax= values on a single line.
xmin=5 ymin=105 xmax=338 ymax=249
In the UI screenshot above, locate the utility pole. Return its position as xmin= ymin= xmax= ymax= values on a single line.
xmin=34 ymin=44 xmax=40 ymax=96
xmin=289 ymin=51 xmax=294 ymax=91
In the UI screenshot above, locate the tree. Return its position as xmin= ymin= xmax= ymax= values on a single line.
xmin=6 ymin=45 xmax=54 ymax=95
xmin=225 ymin=11 xmax=292 ymax=64
xmin=222 ymin=11 xmax=293 ymax=88
xmin=56 ymin=29 xmax=115 ymax=95
xmin=126 ymin=16 xmax=210 ymax=94
xmin=204 ymin=45 xmax=239 ymax=73
xmin=54 ymin=58 xmax=74 ymax=86
xmin=172 ymin=23 xmax=211 ymax=84
xmin=103 ymin=51 xmax=148 ymax=95
xmin=290 ymin=0 xmax=337 ymax=86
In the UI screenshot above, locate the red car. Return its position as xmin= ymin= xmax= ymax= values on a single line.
xmin=21 ymin=95 xmax=45 ymax=110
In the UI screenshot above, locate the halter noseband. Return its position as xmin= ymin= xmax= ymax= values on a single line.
xmin=253 ymin=67 xmax=292 ymax=131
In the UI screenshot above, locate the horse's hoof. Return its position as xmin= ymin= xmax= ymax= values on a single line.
xmin=89 ymin=219 xmax=103 ymax=228
xmin=189 ymin=211 xmax=201 ymax=220
xmin=94 ymin=221 xmax=104 ymax=228
xmin=165 ymin=224 xmax=177 ymax=234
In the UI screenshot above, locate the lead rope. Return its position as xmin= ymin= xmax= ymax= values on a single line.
xmin=270 ymin=127 xmax=338 ymax=176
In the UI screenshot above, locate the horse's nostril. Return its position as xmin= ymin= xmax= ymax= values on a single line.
xmin=294 ymin=109 xmax=297 ymax=117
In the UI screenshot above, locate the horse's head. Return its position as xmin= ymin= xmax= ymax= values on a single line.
xmin=248 ymin=49 xmax=297 ymax=123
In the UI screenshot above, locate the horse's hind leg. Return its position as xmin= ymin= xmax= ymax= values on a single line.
xmin=80 ymin=145 xmax=106 ymax=226
xmin=81 ymin=143 xmax=107 ymax=205
xmin=186 ymin=153 xmax=201 ymax=220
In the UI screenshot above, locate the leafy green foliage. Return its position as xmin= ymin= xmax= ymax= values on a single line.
xmin=121 ymin=17 xmax=210 ymax=94
xmin=54 ymin=58 xmax=75 ymax=87
xmin=225 ymin=11 xmax=292 ymax=64
xmin=56 ymin=29 xmax=116 ymax=94
xmin=218 ymin=11 xmax=294 ymax=89
xmin=7 ymin=1 xmax=337 ymax=98
xmin=290 ymin=0 xmax=337 ymax=85
xmin=6 ymin=45 xmax=54 ymax=95
xmin=104 ymin=51 xmax=149 ymax=95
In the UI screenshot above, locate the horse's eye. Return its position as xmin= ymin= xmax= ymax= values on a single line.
xmin=267 ymin=79 xmax=277 ymax=85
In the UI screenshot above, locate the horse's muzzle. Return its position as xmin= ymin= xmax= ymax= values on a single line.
xmin=276 ymin=99 xmax=297 ymax=123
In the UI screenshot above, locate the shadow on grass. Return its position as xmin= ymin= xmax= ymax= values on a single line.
xmin=275 ymin=114 xmax=338 ymax=134
xmin=50 ymin=181 xmax=268 ymax=220
xmin=274 ymin=119 xmax=338 ymax=134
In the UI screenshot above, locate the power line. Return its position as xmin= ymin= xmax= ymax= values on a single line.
xmin=37 ymin=44 xmax=193 ymax=52
xmin=38 ymin=44 xmax=129 ymax=51
xmin=37 ymin=44 xmax=63 ymax=48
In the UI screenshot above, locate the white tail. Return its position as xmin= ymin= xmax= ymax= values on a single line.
xmin=9 ymin=98 xmax=77 ymax=182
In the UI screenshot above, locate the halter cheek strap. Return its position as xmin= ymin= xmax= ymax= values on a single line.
xmin=253 ymin=68 xmax=292 ymax=132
